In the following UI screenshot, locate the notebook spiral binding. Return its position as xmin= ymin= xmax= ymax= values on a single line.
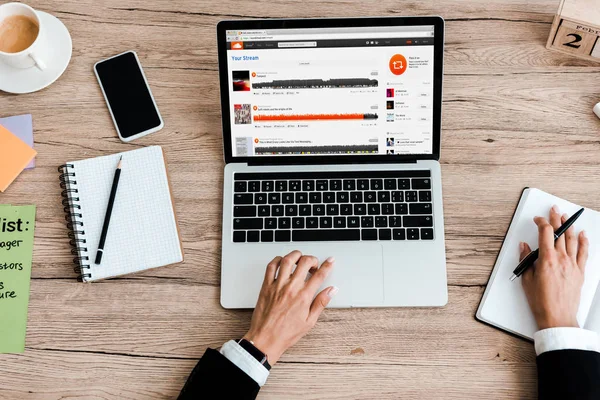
xmin=58 ymin=164 xmax=91 ymax=282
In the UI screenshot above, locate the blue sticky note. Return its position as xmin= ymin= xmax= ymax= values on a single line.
xmin=0 ymin=115 xmax=34 ymax=169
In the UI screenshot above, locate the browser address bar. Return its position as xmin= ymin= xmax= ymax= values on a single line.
xmin=241 ymin=31 xmax=433 ymax=41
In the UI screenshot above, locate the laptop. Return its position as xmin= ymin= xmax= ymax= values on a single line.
xmin=217 ymin=16 xmax=447 ymax=308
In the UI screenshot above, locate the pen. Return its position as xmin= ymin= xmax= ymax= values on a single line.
xmin=94 ymin=156 xmax=123 ymax=265
xmin=510 ymin=207 xmax=585 ymax=281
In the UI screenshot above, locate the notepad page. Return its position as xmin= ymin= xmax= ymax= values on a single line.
xmin=70 ymin=146 xmax=182 ymax=281
xmin=478 ymin=188 xmax=600 ymax=340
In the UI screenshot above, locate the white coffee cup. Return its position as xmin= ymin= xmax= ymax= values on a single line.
xmin=0 ymin=2 xmax=46 ymax=70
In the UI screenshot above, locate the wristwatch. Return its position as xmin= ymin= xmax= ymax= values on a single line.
xmin=237 ymin=338 xmax=271 ymax=370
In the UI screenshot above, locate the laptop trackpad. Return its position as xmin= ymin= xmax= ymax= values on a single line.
xmin=284 ymin=244 xmax=384 ymax=307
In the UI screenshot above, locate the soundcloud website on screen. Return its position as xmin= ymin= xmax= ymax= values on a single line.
xmin=225 ymin=26 xmax=435 ymax=157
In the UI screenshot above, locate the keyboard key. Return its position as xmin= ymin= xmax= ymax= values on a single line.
xmin=234 ymin=182 xmax=247 ymax=192
xmin=234 ymin=194 xmax=253 ymax=204
xmin=384 ymin=179 xmax=397 ymax=190
xmin=233 ymin=231 xmax=246 ymax=242
xmin=375 ymin=216 xmax=388 ymax=227
xmin=320 ymin=217 xmax=332 ymax=228
xmin=407 ymin=228 xmax=420 ymax=240
xmin=395 ymin=203 xmax=408 ymax=215
xmin=398 ymin=179 xmax=410 ymax=189
xmin=255 ymin=193 xmax=267 ymax=204
xmin=275 ymin=181 xmax=287 ymax=192
xmin=285 ymin=205 xmax=298 ymax=216
xmin=327 ymin=205 xmax=339 ymax=215
xmin=405 ymin=191 xmax=418 ymax=202
xmin=404 ymin=215 xmax=433 ymax=227
xmin=323 ymin=192 xmax=335 ymax=203
xmin=313 ymin=204 xmax=325 ymax=215
xmin=382 ymin=204 xmax=394 ymax=215
xmin=278 ymin=218 xmax=291 ymax=229
xmin=262 ymin=181 xmax=274 ymax=192
xmin=299 ymin=205 xmax=311 ymax=216
xmin=362 ymin=229 xmax=377 ymax=240
xmin=370 ymin=179 xmax=383 ymax=190
xmin=248 ymin=181 xmax=260 ymax=192
xmin=378 ymin=191 xmax=390 ymax=203
xmin=295 ymin=192 xmax=308 ymax=203
xmin=350 ymin=192 xmax=363 ymax=203
xmin=379 ymin=229 xmax=392 ymax=240
xmin=413 ymin=178 xmax=431 ymax=189
xmin=419 ymin=191 xmax=432 ymax=202
xmin=421 ymin=228 xmax=434 ymax=240
xmin=292 ymin=217 xmax=305 ymax=229
xmin=275 ymin=230 xmax=291 ymax=242
xmin=260 ymin=231 xmax=273 ymax=242
xmin=268 ymin=193 xmax=281 ymax=204
xmin=354 ymin=204 xmax=366 ymax=215
xmin=302 ymin=180 xmax=315 ymax=191
xmin=368 ymin=204 xmax=381 ymax=215
xmin=289 ymin=181 xmax=301 ymax=191
xmin=336 ymin=192 xmax=349 ymax=203
xmin=316 ymin=180 xmax=328 ymax=191
xmin=306 ymin=217 xmax=319 ymax=228
xmin=340 ymin=204 xmax=352 ymax=215
xmin=282 ymin=193 xmax=294 ymax=204
xmin=261 ymin=230 xmax=274 ymax=242
xmin=330 ymin=180 xmax=342 ymax=191
xmin=389 ymin=216 xmax=402 ymax=227
xmin=343 ymin=179 xmax=356 ymax=190
xmin=364 ymin=191 xmax=377 ymax=202
xmin=258 ymin=206 xmax=270 ymax=216
xmin=347 ymin=216 xmax=360 ymax=227
xmin=265 ymin=218 xmax=277 ymax=229
xmin=392 ymin=191 xmax=404 ymax=202
xmin=293 ymin=229 xmax=360 ymax=241
xmin=334 ymin=217 xmax=346 ymax=228
xmin=234 ymin=206 xmax=256 ymax=217
xmin=410 ymin=203 xmax=432 ymax=215
xmin=272 ymin=205 xmax=284 ymax=216
xmin=393 ymin=229 xmax=406 ymax=240
xmin=234 ymin=218 xmax=263 ymax=230
xmin=361 ymin=216 xmax=374 ymax=227
xmin=309 ymin=192 xmax=322 ymax=203
xmin=357 ymin=179 xmax=369 ymax=190
xmin=247 ymin=231 xmax=260 ymax=242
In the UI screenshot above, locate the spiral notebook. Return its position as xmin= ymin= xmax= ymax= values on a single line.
xmin=476 ymin=188 xmax=600 ymax=340
xmin=59 ymin=146 xmax=183 ymax=281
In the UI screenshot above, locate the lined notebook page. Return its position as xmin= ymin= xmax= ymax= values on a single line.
xmin=70 ymin=146 xmax=182 ymax=281
xmin=477 ymin=188 xmax=600 ymax=339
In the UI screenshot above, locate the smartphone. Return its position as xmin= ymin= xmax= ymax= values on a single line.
xmin=94 ymin=51 xmax=164 ymax=142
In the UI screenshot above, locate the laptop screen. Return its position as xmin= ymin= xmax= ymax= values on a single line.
xmin=225 ymin=25 xmax=436 ymax=157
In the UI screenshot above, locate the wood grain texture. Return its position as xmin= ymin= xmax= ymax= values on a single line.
xmin=1 ymin=0 xmax=599 ymax=398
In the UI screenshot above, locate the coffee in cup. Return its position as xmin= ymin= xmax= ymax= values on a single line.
xmin=0 ymin=14 xmax=39 ymax=53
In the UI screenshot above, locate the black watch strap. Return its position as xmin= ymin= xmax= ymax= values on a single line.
xmin=237 ymin=338 xmax=271 ymax=370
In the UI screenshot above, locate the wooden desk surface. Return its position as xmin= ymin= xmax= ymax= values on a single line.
xmin=1 ymin=0 xmax=599 ymax=398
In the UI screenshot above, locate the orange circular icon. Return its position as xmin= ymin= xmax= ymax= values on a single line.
xmin=252 ymin=72 xmax=256 ymax=77
xmin=389 ymin=54 xmax=407 ymax=75
xmin=253 ymin=105 xmax=258 ymax=111
xmin=254 ymin=138 xmax=259 ymax=144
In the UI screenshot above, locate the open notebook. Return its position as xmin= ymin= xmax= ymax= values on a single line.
xmin=477 ymin=188 xmax=600 ymax=340
xmin=59 ymin=146 xmax=183 ymax=281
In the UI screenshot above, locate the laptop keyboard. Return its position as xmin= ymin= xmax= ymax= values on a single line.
xmin=232 ymin=171 xmax=434 ymax=242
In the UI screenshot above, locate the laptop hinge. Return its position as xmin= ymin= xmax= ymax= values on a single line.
xmin=246 ymin=159 xmax=419 ymax=167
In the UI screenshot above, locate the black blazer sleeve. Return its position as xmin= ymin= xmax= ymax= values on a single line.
xmin=537 ymin=350 xmax=600 ymax=400
xmin=178 ymin=348 xmax=260 ymax=400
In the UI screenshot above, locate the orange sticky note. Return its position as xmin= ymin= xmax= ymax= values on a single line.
xmin=0 ymin=125 xmax=37 ymax=192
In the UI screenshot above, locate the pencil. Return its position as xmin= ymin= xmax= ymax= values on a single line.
xmin=94 ymin=156 xmax=123 ymax=265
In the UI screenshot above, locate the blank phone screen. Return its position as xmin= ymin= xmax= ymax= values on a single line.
xmin=95 ymin=52 xmax=162 ymax=138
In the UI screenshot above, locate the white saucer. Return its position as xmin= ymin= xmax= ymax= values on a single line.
xmin=0 ymin=11 xmax=72 ymax=94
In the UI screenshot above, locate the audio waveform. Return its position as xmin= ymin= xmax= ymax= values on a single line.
xmin=255 ymin=145 xmax=378 ymax=155
xmin=252 ymin=78 xmax=378 ymax=89
xmin=253 ymin=113 xmax=378 ymax=122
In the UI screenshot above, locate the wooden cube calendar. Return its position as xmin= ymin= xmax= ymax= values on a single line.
xmin=546 ymin=0 xmax=600 ymax=62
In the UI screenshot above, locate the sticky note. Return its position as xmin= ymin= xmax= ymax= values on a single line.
xmin=0 ymin=205 xmax=36 ymax=353
xmin=0 ymin=125 xmax=37 ymax=192
xmin=0 ymin=114 xmax=34 ymax=169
